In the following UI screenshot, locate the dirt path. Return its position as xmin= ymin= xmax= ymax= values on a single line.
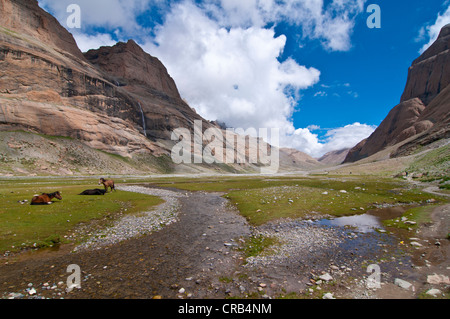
xmin=0 ymin=186 xmax=448 ymax=299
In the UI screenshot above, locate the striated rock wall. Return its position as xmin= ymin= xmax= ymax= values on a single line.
xmin=0 ymin=0 xmax=207 ymax=157
xmin=401 ymin=25 xmax=450 ymax=105
xmin=344 ymin=25 xmax=450 ymax=163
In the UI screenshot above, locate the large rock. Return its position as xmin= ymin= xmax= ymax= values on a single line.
xmin=344 ymin=98 xmax=432 ymax=162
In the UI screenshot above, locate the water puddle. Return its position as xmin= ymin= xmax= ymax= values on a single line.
xmin=316 ymin=206 xmax=409 ymax=233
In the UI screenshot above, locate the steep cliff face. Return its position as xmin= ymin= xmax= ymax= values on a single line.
xmin=344 ymin=24 xmax=450 ymax=163
xmin=0 ymin=0 xmax=206 ymax=157
xmin=84 ymin=40 xmax=207 ymax=141
xmin=401 ymin=25 xmax=450 ymax=105
xmin=0 ymin=0 xmax=85 ymax=61
xmin=85 ymin=40 xmax=181 ymax=100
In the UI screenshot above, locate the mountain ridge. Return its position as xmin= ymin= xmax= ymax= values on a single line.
xmin=0 ymin=0 xmax=320 ymax=175
xmin=344 ymin=24 xmax=450 ymax=164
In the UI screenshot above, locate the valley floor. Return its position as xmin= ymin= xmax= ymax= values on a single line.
xmin=0 ymin=175 xmax=448 ymax=300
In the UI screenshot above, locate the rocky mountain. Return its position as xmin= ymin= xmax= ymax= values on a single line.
xmin=83 ymin=40 xmax=207 ymax=142
xmin=318 ymin=148 xmax=350 ymax=166
xmin=0 ymin=0 xmax=321 ymax=175
xmin=344 ymin=24 xmax=450 ymax=163
xmin=0 ymin=0 xmax=165 ymax=157
xmin=279 ymin=148 xmax=322 ymax=170
xmin=0 ymin=1 xmax=215 ymax=159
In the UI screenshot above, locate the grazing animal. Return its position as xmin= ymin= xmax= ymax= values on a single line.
xmin=99 ymin=178 xmax=116 ymax=192
xmin=31 ymin=191 xmax=62 ymax=205
xmin=79 ymin=189 xmax=107 ymax=196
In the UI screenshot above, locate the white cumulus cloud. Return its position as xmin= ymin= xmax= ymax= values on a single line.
xmin=418 ymin=4 xmax=450 ymax=53
xmin=285 ymin=123 xmax=376 ymax=158
xmin=38 ymin=0 xmax=374 ymax=156
xmin=143 ymin=2 xmax=321 ymax=132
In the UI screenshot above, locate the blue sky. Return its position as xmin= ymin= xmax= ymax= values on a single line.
xmin=38 ymin=0 xmax=450 ymax=157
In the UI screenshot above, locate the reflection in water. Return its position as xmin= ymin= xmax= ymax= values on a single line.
xmin=318 ymin=214 xmax=382 ymax=233
xmin=317 ymin=206 xmax=409 ymax=233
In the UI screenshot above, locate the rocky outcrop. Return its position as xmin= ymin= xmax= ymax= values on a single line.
xmin=344 ymin=25 xmax=450 ymax=163
xmin=84 ymin=40 xmax=207 ymax=141
xmin=401 ymin=24 xmax=450 ymax=105
xmin=85 ymin=40 xmax=181 ymax=100
xmin=0 ymin=0 xmax=209 ymax=158
xmin=0 ymin=0 xmax=85 ymax=61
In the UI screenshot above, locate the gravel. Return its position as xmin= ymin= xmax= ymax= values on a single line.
xmin=245 ymin=219 xmax=345 ymax=268
xmin=74 ymin=186 xmax=185 ymax=251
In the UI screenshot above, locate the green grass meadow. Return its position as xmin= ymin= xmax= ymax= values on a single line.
xmin=0 ymin=174 xmax=447 ymax=254
xmin=153 ymin=175 xmax=444 ymax=225
xmin=0 ymin=179 xmax=163 ymax=253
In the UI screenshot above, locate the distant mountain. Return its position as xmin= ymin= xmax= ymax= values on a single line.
xmin=318 ymin=148 xmax=350 ymax=165
xmin=344 ymin=24 xmax=450 ymax=163
xmin=279 ymin=148 xmax=323 ymax=170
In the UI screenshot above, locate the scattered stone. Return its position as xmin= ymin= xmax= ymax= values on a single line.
xmin=75 ymin=186 xmax=182 ymax=251
xmin=319 ymin=273 xmax=333 ymax=282
xmin=8 ymin=292 xmax=24 ymax=299
xmin=178 ymin=288 xmax=185 ymax=294
xmin=426 ymin=289 xmax=442 ymax=297
xmin=330 ymin=265 xmax=339 ymax=271
xmin=394 ymin=278 xmax=413 ymax=290
xmin=410 ymin=241 xmax=422 ymax=247
xmin=427 ymin=274 xmax=450 ymax=285
xmin=323 ymin=293 xmax=335 ymax=299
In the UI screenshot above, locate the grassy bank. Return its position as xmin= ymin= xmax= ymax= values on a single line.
xmin=0 ymin=179 xmax=163 ymax=253
xmin=154 ymin=175 xmax=446 ymax=226
xmin=1 ymin=174 xmax=446 ymax=253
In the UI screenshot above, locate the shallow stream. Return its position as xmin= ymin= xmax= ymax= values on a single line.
xmin=316 ymin=206 xmax=409 ymax=233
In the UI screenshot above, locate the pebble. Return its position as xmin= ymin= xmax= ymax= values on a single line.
xmin=330 ymin=265 xmax=339 ymax=271
xmin=394 ymin=278 xmax=413 ymax=290
xmin=319 ymin=273 xmax=333 ymax=282
xmin=425 ymin=289 xmax=442 ymax=297
xmin=245 ymin=219 xmax=344 ymax=268
xmin=427 ymin=274 xmax=450 ymax=285
xmin=323 ymin=293 xmax=335 ymax=299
